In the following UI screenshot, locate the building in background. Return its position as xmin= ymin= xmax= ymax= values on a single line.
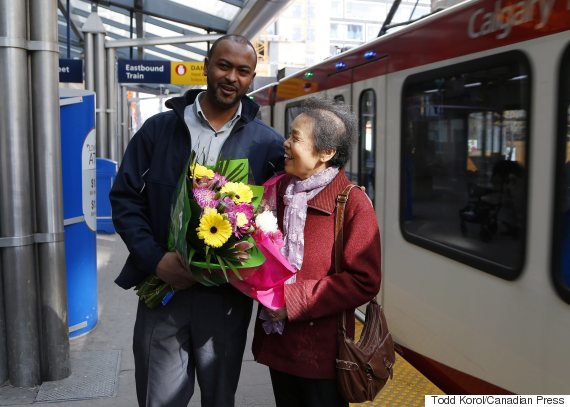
xmin=253 ymin=0 xmax=432 ymax=84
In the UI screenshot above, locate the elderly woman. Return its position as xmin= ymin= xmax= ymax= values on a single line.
xmin=252 ymin=97 xmax=381 ymax=407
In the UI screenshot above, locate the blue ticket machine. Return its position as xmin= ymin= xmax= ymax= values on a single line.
xmin=60 ymin=89 xmax=98 ymax=338
xmin=96 ymin=158 xmax=117 ymax=233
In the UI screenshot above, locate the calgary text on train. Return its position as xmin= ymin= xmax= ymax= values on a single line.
xmin=468 ymin=0 xmax=559 ymax=39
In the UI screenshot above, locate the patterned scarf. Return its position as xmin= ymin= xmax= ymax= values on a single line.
xmin=282 ymin=166 xmax=339 ymax=277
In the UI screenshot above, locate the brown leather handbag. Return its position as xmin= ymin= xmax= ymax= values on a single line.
xmin=334 ymin=184 xmax=396 ymax=403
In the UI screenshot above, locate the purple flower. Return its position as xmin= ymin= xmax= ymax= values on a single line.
xmin=212 ymin=173 xmax=227 ymax=187
xmin=226 ymin=203 xmax=255 ymax=237
xmin=193 ymin=187 xmax=219 ymax=208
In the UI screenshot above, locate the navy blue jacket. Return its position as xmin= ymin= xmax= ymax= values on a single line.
xmin=110 ymin=90 xmax=284 ymax=289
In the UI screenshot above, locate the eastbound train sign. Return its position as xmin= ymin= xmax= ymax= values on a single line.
xmin=117 ymin=60 xmax=205 ymax=85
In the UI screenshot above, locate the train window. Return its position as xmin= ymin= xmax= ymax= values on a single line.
xmin=359 ymin=90 xmax=376 ymax=205
xmin=284 ymin=103 xmax=304 ymax=138
xmin=552 ymin=45 xmax=570 ymax=304
xmin=401 ymin=52 xmax=530 ymax=280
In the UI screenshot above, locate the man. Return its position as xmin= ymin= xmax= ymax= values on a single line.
xmin=110 ymin=35 xmax=284 ymax=407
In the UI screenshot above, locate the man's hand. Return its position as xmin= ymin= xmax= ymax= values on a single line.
xmin=156 ymin=252 xmax=195 ymax=290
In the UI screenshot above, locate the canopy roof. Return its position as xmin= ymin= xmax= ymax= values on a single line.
xmin=57 ymin=0 xmax=289 ymax=62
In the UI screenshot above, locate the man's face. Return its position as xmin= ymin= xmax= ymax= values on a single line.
xmin=204 ymin=40 xmax=257 ymax=109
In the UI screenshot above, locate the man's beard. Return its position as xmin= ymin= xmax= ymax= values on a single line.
xmin=207 ymin=81 xmax=242 ymax=109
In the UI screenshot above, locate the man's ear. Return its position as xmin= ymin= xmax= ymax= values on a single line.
xmin=320 ymin=148 xmax=336 ymax=163
xmin=203 ymin=57 xmax=209 ymax=76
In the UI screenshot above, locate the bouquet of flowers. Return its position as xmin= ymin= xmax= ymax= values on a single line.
xmin=232 ymin=174 xmax=296 ymax=334
xmin=135 ymin=156 xmax=267 ymax=309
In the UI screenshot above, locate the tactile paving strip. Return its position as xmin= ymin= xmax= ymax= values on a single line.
xmin=350 ymin=321 xmax=445 ymax=407
xmin=35 ymin=350 xmax=120 ymax=402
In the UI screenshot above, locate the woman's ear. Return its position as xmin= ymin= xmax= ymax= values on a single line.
xmin=319 ymin=148 xmax=336 ymax=163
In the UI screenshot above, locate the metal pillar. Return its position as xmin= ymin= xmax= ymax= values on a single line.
xmin=84 ymin=33 xmax=94 ymax=91
xmin=0 ymin=0 xmax=41 ymax=387
xmin=82 ymin=12 xmax=107 ymax=157
xmin=95 ymin=32 xmax=107 ymax=157
xmin=0 ymin=271 xmax=5 ymax=384
xmin=107 ymin=47 xmax=117 ymax=161
xmin=121 ymin=85 xmax=130 ymax=156
xmin=30 ymin=0 xmax=70 ymax=381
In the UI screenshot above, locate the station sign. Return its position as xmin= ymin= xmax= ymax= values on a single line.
xmin=118 ymin=60 xmax=206 ymax=85
xmin=59 ymin=59 xmax=83 ymax=83
xmin=171 ymin=62 xmax=206 ymax=85
xmin=118 ymin=60 xmax=170 ymax=84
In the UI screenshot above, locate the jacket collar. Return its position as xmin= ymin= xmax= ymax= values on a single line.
xmin=164 ymin=89 xmax=259 ymax=123
xmin=278 ymin=169 xmax=351 ymax=215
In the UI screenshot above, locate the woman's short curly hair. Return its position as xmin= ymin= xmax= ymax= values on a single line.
xmin=298 ymin=97 xmax=356 ymax=168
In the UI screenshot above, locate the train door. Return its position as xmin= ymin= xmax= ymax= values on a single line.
xmin=325 ymin=79 xmax=353 ymax=179
xmin=352 ymin=61 xmax=388 ymax=212
xmin=352 ymin=65 xmax=388 ymax=309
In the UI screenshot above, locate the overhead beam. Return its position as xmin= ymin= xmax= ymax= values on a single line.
xmin=103 ymin=0 xmax=229 ymax=32
xmin=57 ymin=0 xmax=84 ymax=41
xmin=228 ymin=0 xmax=294 ymax=39
xmin=145 ymin=16 xmax=202 ymax=36
xmin=70 ymin=8 xmax=208 ymax=59
xmin=140 ymin=17 xmax=207 ymax=56
xmin=106 ymin=32 xmax=198 ymax=61
xmin=220 ymin=0 xmax=245 ymax=7
xmin=134 ymin=0 xmax=145 ymax=59
xmin=106 ymin=34 xmax=222 ymax=49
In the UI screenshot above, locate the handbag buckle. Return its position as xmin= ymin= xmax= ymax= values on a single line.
xmin=336 ymin=194 xmax=348 ymax=203
xmin=384 ymin=358 xmax=394 ymax=379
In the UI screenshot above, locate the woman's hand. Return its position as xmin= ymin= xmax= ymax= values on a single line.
xmin=267 ymin=307 xmax=287 ymax=322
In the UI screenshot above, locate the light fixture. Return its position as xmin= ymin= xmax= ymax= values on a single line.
xmin=335 ymin=61 xmax=346 ymax=70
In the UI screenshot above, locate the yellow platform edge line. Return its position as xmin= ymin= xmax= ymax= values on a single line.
xmin=349 ymin=320 xmax=445 ymax=407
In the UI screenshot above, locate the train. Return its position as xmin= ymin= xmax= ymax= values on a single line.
xmin=249 ymin=0 xmax=570 ymax=395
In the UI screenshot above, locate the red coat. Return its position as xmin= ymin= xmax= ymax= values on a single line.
xmin=252 ymin=170 xmax=382 ymax=379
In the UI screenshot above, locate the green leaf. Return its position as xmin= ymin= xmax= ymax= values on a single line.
xmin=191 ymin=240 xmax=265 ymax=271
xmin=216 ymin=159 xmax=249 ymax=183
xmin=215 ymin=254 xmax=230 ymax=281
xmin=250 ymin=185 xmax=265 ymax=211
xmin=187 ymin=247 xmax=196 ymax=265
xmin=168 ymin=155 xmax=194 ymax=257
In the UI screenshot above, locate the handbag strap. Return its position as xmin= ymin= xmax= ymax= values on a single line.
xmin=334 ymin=184 xmax=376 ymax=337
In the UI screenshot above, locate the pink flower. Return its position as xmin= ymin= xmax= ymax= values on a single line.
xmin=192 ymin=187 xmax=219 ymax=208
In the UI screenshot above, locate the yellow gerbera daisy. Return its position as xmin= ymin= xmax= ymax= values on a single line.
xmin=220 ymin=182 xmax=253 ymax=204
xmin=196 ymin=210 xmax=232 ymax=248
xmin=190 ymin=163 xmax=215 ymax=179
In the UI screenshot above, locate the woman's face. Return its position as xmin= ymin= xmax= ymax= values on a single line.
xmin=283 ymin=113 xmax=330 ymax=180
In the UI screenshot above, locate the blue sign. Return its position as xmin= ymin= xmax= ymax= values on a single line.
xmin=59 ymin=59 xmax=83 ymax=83
xmin=118 ymin=60 xmax=171 ymax=83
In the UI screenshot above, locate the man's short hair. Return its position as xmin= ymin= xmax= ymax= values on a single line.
xmin=207 ymin=35 xmax=257 ymax=60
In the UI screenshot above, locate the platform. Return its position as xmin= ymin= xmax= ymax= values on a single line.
xmin=0 ymin=233 xmax=443 ymax=406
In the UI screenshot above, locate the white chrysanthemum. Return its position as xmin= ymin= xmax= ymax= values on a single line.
xmin=255 ymin=211 xmax=279 ymax=233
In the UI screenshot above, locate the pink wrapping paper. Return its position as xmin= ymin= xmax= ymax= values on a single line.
xmin=230 ymin=174 xmax=295 ymax=311
xmin=231 ymin=230 xmax=295 ymax=310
